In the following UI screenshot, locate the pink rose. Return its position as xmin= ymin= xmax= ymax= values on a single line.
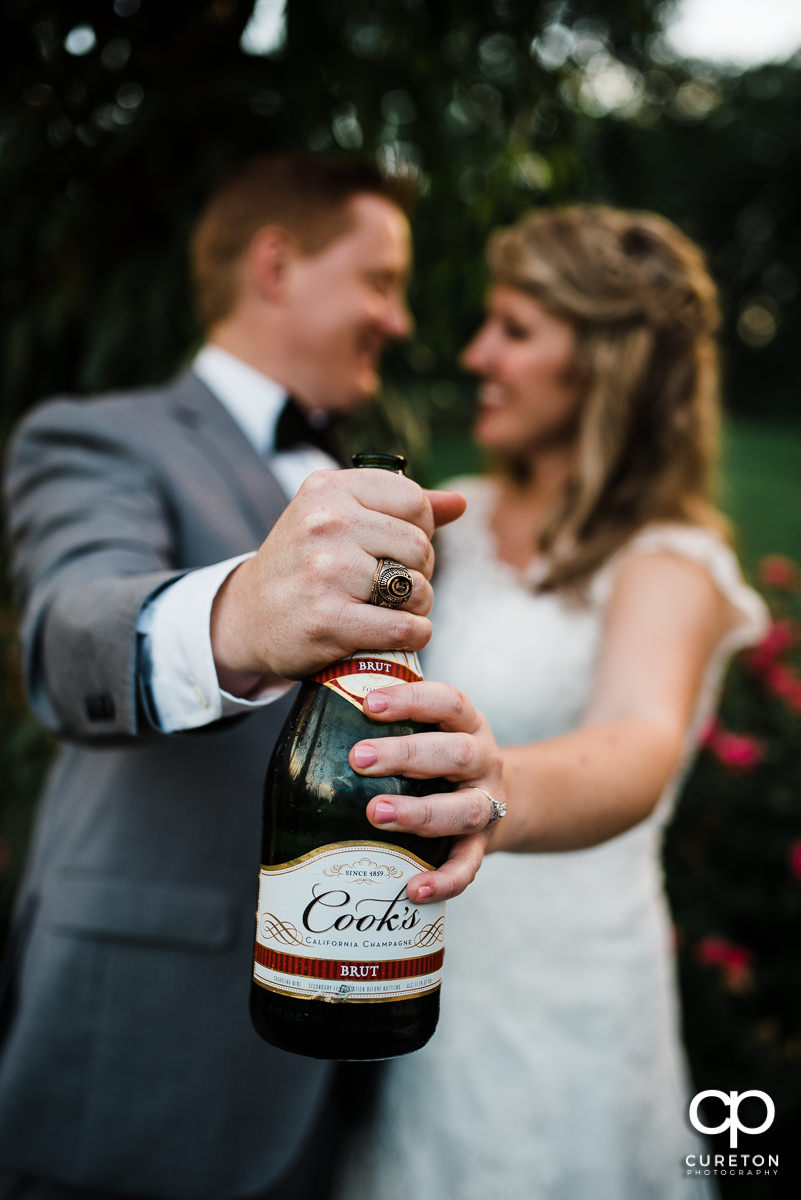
xmin=764 ymin=663 xmax=801 ymax=710
xmin=747 ymin=619 xmax=799 ymax=673
xmin=695 ymin=936 xmax=754 ymax=992
xmin=706 ymin=725 xmax=764 ymax=769
xmin=790 ymin=842 xmax=801 ymax=881
xmin=758 ymin=555 xmax=798 ymax=590
xmin=695 ymin=936 xmax=752 ymax=969
xmin=695 ymin=936 xmax=729 ymax=966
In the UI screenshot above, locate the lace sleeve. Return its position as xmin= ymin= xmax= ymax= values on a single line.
xmin=589 ymin=522 xmax=769 ymax=657
xmin=587 ymin=523 xmax=770 ymax=823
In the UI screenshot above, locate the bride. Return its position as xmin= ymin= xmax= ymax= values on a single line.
xmin=340 ymin=204 xmax=768 ymax=1199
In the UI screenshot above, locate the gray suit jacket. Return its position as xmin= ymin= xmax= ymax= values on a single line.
xmin=0 ymin=372 xmax=335 ymax=1198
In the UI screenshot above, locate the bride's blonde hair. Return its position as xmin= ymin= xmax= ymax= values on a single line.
xmin=487 ymin=204 xmax=728 ymax=592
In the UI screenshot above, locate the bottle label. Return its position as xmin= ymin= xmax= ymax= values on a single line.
xmin=311 ymin=650 xmax=423 ymax=713
xmin=253 ymin=841 xmax=446 ymax=1002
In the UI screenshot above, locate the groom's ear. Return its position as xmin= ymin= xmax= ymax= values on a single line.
xmin=248 ymin=226 xmax=298 ymax=301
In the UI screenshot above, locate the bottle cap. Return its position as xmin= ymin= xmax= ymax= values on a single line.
xmin=352 ymin=451 xmax=407 ymax=474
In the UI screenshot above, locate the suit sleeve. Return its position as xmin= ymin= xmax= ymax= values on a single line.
xmin=4 ymin=396 xmax=185 ymax=741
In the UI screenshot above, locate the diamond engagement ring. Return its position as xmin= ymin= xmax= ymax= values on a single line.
xmin=473 ymin=786 xmax=507 ymax=827
xmin=370 ymin=558 xmax=414 ymax=609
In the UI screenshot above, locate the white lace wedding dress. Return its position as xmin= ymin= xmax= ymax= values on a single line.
xmin=333 ymin=477 xmax=767 ymax=1200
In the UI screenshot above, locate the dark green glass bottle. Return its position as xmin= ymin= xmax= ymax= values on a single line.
xmin=250 ymin=453 xmax=451 ymax=1060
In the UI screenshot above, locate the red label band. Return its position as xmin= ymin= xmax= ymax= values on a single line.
xmin=311 ymin=657 xmax=422 ymax=686
xmin=254 ymin=942 xmax=444 ymax=982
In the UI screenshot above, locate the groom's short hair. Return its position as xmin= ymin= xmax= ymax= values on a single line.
xmin=191 ymin=152 xmax=416 ymax=331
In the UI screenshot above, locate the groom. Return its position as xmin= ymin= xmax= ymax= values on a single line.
xmin=0 ymin=155 xmax=470 ymax=1200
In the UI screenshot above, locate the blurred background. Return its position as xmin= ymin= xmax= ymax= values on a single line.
xmin=1 ymin=0 xmax=799 ymax=1192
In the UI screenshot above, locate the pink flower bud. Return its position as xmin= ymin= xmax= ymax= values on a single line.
xmin=695 ymin=936 xmax=754 ymax=991
xmin=746 ymin=621 xmax=798 ymax=673
xmin=769 ymin=619 xmax=798 ymax=653
xmin=707 ymin=727 xmax=764 ymax=769
xmin=758 ymin=661 xmax=801 ymax=712
xmin=758 ymin=555 xmax=798 ymax=590
xmin=790 ymin=841 xmax=801 ymax=881
xmin=695 ymin=936 xmax=731 ymax=965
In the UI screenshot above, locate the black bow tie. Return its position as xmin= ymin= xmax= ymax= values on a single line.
xmin=273 ymin=396 xmax=344 ymax=463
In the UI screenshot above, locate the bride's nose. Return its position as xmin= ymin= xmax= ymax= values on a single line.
xmin=460 ymin=324 xmax=493 ymax=375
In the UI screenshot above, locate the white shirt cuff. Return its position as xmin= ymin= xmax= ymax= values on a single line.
xmin=137 ymin=554 xmax=293 ymax=732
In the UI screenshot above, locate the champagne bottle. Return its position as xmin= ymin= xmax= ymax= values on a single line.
xmin=250 ymin=452 xmax=451 ymax=1060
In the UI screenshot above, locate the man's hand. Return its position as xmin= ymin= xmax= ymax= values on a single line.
xmin=348 ymin=681 xmax=506 ymax=903
xmin=210 ymin=467 xmax=465 ymax=691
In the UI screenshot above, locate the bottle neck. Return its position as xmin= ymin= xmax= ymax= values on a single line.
xmin=351 ymin=451 xmax=407 ymax=474
xmin=310 ymin=451 xmax=422 ymax=683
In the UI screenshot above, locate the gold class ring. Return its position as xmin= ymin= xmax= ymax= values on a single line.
xmin=369 ymin=558 xmax=414 ymax=609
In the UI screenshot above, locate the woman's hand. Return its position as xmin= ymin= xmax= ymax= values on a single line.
xmin=348 ymin=681 xmax=505 ymax=904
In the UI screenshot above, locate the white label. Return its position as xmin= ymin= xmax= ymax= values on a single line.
xmin=252 ymin=841 xmax=446 ymax=1002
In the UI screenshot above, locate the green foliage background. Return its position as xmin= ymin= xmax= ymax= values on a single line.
xmin=1 ymin=0 xmax=800 ymax=1192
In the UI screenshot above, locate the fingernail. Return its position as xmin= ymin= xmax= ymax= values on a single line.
xmin=374 ymin=800 xmax=397 ymax=823
xmin=353 ymin=744 xmax=378 ymax=768
xmin=416 ymin=885 xmax=433 ymax=900
xmin=365 ymin=692 xmax=389 ymax=713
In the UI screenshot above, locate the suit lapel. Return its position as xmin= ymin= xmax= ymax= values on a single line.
xmin=168 ymin=371 xmax=291 ymax=540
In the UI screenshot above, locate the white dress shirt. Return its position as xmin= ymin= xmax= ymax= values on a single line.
xmin=137 ymin=345 xmax=338 ymax=732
